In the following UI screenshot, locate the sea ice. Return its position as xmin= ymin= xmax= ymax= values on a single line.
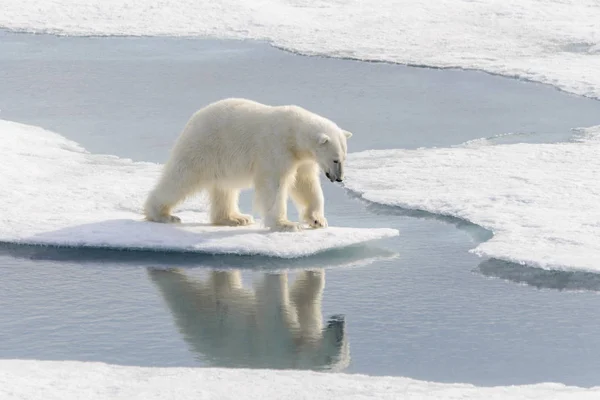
xmin=1 ymin=1 xmax=599 ymax=99
xmin=344 ymin=126 xmax=600 ymax=273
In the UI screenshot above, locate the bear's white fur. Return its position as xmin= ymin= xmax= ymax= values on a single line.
xmin=144 ymin=98 xmax=352 ymax=231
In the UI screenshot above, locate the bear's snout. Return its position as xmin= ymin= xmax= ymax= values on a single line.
xmin=325 ymin=172 xmax=343 ymax=183
xmin=324 ymin=160 xmax=344 ymax=183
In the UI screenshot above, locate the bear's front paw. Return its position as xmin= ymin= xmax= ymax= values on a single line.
xmin=303 ymin=212 xmax=328 ymax=229
xmin=214 ymin=213 xmax=255 ymax=227
xmin=273 ymin=220 xmax=303 ymax=232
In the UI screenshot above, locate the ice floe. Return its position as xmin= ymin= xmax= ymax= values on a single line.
xmin=345 ymin=126 xmax=600 ymax=272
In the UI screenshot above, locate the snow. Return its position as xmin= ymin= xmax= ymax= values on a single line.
xmin=1 ymin=1 xmax=600 ymax=99
xmin=1 ymin=360 xmax=599 ymax=400
xmin=0 ymin=120 xmax=397 ymax=258
xmin=344 ymin=125 xmax=600 ymax=273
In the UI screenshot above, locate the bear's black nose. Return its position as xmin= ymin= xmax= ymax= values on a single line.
xmin=335 ymin=178 xmax=343 ymax=182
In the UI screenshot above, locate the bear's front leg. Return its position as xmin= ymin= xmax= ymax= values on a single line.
xmin=255 ymin=174 xmax=302 ymax=232
xmin=290 ymin=163 xmax=328 ymax=229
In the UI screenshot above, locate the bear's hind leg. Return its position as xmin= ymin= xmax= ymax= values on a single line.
xmin=144 ymin=168 xmax=203 ymax=224
xmin=210 ymin=187 xmax=254 ymax=226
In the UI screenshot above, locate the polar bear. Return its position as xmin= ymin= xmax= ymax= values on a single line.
xmin=144 ymin=98 xmax=352 ymax=231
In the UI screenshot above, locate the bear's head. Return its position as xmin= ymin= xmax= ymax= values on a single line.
xmin=314 ymin=128 xmax=352 ymax=183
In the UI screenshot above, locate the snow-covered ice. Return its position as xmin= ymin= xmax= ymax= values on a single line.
xmin=1 ymin=360 xmax=599 ymax=400
xmin=0 ymin=120 xmax=397 ymax=257
xmin=1 ymin=1 xmax=600 ymax=99
xmin=345 ymin=126 xmax=600 ymax=273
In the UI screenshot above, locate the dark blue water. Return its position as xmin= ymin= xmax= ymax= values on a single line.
xmin=1 ymin=31 xmax=600 ymax=387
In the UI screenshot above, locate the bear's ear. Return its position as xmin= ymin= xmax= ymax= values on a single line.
xmin=343 ymin=130 xmax=353 ymax=139
xmin=318 ymin=134 xmax=330 ymax=145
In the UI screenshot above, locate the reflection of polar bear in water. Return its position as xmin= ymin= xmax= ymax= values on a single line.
xmin=149 ymin=268 xmax=349 ymax=371
xmin=143 ymin=98 xmax=352 ymax=232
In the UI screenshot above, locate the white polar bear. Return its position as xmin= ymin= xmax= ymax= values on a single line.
xmin=144 ymin=98 xmax=352 ymax=232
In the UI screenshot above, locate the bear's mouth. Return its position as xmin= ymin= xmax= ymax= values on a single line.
xmin=325 ymin=172 xmax=342 ymax=183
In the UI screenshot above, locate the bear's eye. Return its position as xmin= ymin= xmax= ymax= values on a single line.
xmin=333 ymin=160 xmax=339 ymax=164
